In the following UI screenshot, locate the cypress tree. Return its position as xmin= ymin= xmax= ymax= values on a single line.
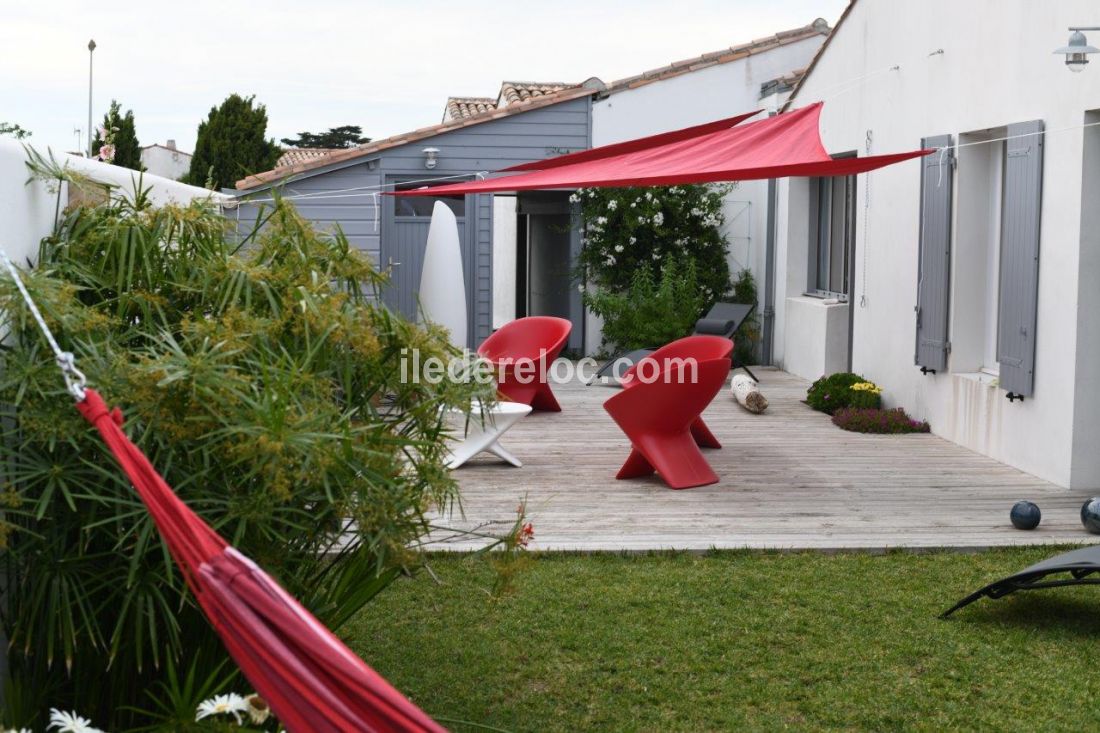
xmin=92 ymin=100 xmax=143 ymax=170
xmin=186 ymin=94 xmax=281 ymax=189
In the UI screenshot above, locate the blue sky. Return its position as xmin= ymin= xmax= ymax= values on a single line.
xmin=3 ymin=0 xmax=847 ymax=155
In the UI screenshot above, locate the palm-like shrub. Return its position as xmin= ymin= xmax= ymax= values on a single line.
xmin=0 ymin=190 xmax=490 ymax=729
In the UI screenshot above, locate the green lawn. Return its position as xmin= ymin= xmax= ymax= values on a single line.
xmin=344 ymin=548 xmax=1100 ymax=732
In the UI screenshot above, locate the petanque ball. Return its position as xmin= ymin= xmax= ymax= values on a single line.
xmin=1010 ymin=500 xmax=1041 ymax=530
xmin=1082 ymin=498 xmax=1100 ymax=534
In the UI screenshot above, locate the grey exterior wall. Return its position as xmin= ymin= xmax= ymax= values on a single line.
xmin=230 ymin=95 xmax=592 ymax=348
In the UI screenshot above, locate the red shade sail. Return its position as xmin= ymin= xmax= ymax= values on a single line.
xmin=76 ymin=389 xmax=446 ymax=733
xmin=395 ymin=102 xmax=931 ymax=196
xmin=501 ymin=109 xmax=762 ymax=172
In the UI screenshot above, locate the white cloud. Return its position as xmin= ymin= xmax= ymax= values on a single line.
xmin=1 ymin=0 xmax=846 ymax=154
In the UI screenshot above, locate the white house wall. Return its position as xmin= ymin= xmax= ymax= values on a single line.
xmin=140 ymin=146 xmax=191 ymax=181
xmin=773 ymin=0 xmax=1100 ymax=488
xmin=588 ymin=35 xmax=826 ymax=355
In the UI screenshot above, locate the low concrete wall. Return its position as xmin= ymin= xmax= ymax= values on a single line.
xmin=782 ymin=296 xmax=849 ymax=382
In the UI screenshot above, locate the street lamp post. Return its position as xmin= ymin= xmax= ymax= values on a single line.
xmin=87 ymin=39 xmax=96 ymax=157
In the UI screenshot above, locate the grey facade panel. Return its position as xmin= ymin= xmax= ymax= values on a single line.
xmin=997 ymin=120 xmax=1045 ymax=397
xmin=914 ymin=135 xmax=954 ymax=373
xmin=228 ymin=95 xmax=591 ymax=349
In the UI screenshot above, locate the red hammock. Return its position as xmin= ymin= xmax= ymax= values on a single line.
xmin=76 ymin=389 xmax=445 ymax=733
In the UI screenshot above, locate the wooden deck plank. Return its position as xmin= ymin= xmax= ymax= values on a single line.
xmin=429 ymin=367 xmax=1097 ymax=552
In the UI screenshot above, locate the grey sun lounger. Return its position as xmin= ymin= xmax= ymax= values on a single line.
xmin=941 ymin=544 xmax=1100 ymax=617
xmin=588 ymin=302 xmax=758 ymax=385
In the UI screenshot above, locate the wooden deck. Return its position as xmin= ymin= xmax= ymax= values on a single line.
xmin=429 ymin=368 xmax=1097 ymax=552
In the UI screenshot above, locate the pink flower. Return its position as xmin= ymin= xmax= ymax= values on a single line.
xmin=516 ymin=522 xmax=534 ymax=548
xmin=97 ymin=143 xmax=115 ymax=162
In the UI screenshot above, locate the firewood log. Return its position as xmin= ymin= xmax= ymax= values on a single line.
xmin=730 ymin=373 xmax=768 ymax=413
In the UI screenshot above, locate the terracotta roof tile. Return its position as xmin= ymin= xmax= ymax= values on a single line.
xmin=606 ymin=19 xmax=830 ymax=94
xmin=237 ymin=85 xmax=598 ymax=190
xmin=497 ymin=81 xmax=577 ymax=106
xmin=781 ymin=5 xmax=856 ymax=111
xmin=274 ymin=148 xmax=342 ymax=169
xmin=443 ymin=96 xmax=497 ymax=122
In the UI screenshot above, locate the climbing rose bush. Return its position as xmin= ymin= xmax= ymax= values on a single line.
xmin=573 ymin=184 xmax=733 ymax=299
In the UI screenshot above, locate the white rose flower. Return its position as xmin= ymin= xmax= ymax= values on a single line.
xmin=569 ymin=193 xmax=580 ymax=203
xmin=596 ymin=216 xmax=608 ymax=225
xmin=607 ymin=200 xmax=618 ymax=210
xmin=614 ymin=244 xmax=624 ymax=253
xmin=653 ymin=212 xmax=665 ymax=226
xmin=629 ymin=236 xmax=637 ymax=245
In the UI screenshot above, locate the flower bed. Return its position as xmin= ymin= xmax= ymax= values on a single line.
xmin=832 ymin=407 xmax=931 ymax=434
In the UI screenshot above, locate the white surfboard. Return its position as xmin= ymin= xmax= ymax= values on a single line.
xmin=419 ymin=201 xmax=467 ymax=349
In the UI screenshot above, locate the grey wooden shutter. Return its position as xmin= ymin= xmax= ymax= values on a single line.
xmin=997 ymin=120 xmax=1045 ymax=398
xmin=914 ymin=135 xmax=954 ymax=373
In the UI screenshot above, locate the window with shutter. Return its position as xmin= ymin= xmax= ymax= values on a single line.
xmin=997 ymin=120 xmax=1044 ymax=399
xmin=915 ymin=135 xmax=954 ymax=373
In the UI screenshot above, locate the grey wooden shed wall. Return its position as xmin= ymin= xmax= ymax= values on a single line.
xmin=230 ymin=95 xmax=592 ymax=348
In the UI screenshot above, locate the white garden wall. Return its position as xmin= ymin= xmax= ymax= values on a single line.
xmin=0 ymin=138 xmax=231 ymax=267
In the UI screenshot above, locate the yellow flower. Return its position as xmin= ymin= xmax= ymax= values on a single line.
xmin=851 ymin=381 xmax=883 ymax=394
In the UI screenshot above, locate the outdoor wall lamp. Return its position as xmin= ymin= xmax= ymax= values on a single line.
xmin=1054 ymin=28 xmax=1100 ymax=72
xmin=422 ymin=147 xmax=440 ymax=169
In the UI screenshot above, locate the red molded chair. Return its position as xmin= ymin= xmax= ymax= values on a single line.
xmin=604 ymin=358 xmax=731 ymax=490
xmin=478 ymin=316 xmax=572 ymax=411
xmin=620 ymin=335 xmax=732 ymax=449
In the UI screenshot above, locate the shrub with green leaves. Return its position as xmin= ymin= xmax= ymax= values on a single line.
xmin=730 ymin=268 xmax=760 ymax=366
xmin=585 ymin=257 xmax=707 ymax=353
xmin=0 ymin=183 xmax=491 ymax=729
xmin=806 ymin=372 xmax=882 ymax=415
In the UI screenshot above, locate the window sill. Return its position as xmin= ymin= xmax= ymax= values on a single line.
xmin=953 ymin=371 xmax=1000 ymax=388
xmin=800 ymin=292 xmax=848 ymax=306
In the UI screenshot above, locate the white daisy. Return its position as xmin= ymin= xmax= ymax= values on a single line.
xmin=47 ymin=710 xmax=103 ymax=733
xmin=196 ymin=693 xmax=249 ymax=724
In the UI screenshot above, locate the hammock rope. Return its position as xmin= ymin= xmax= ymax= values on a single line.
xmin=0 ymin=250 xmax=85 ymax=400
